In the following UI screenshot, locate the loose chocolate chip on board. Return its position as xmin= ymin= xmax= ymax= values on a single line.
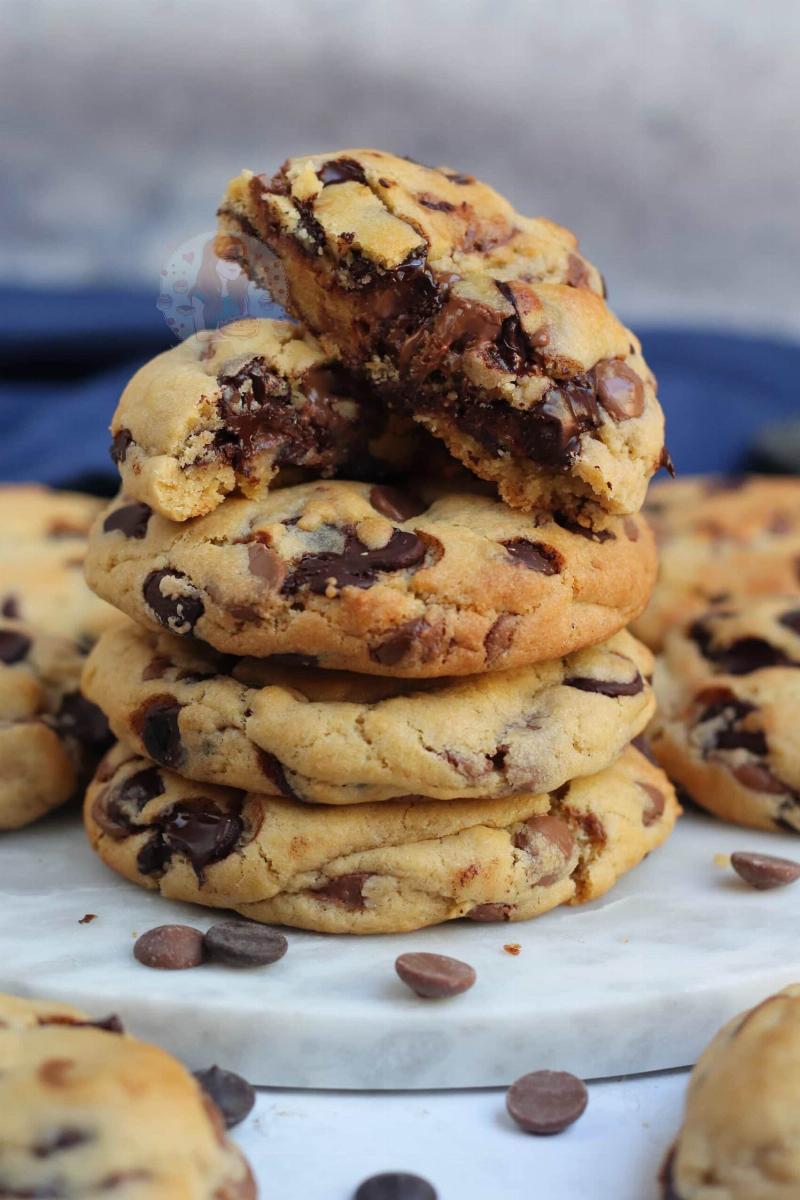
xmin=355 ymin=1172 xmax=437 ymax=1200
xmin=369 ymin=484 xmax=427 ymax=522
xmin=204 ymin=921 xmax=288 ymax=967
xmin=506 ymin=1069 xmax=588 ymax=1135
xmin=564 ymin=673 xmax=644 ymax=697
xmin=143 ymin=569 xmax=204 ymax=635
xmin=502 ymin=539 xmax=563 ymax=575
xmin=102 ymin=502 xmax=152 ymax=539
xmin=731 ymin=851 xmax=800 ymax=890
xmin=395 ymin=952 xmax=476 ymax=999
xmin=133 ymin=925 xmax=205 ymax=970
xmin=194 ymin=1065 xmax=256 ymax=1128
xmin=0 ymin=629 xmax=31 ymax=663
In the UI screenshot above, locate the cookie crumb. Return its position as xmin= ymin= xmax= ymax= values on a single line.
xmin=503 ymin=943 xmax=521 ymax=956
xmin=713 ymin=853 xmax=731 ymax=869
xmin=78 ymin=913 xmax=97 ymax=924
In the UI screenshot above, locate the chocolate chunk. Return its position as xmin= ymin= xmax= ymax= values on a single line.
xmin=553 ymin=512 xmax=615 ymax=543
xmin=314 ymin=872 xmax=371 ymax=909
xmin=502 ymin=539 xmax=563 ymax=575
xmin=506 ymin=1069 xmax=588 ymax=1135
xmin=102 ymin=502 xmax=152 ymax=539
xmin=779 ymin=609 xmax=800 ymax=635
xmin=594 ymin=360 xmax=644 ymax=420
xmin=55 ymin=692 xmax=111 ymax=750
xmin=142 ymin=655 xmax=172 ymax=681
xmin=631 ymin=734 xmax=658 ymax=764
xmin=258 ymin=750 xmax=299 ymax=800
xmin=94 ymin=766 xmax=165 ymax=838
xmin=369 ymin=484 xmax=427 ymax=522
xmin=466 ymin=903 xmax=513 ymax=922
xmin=1 ymin=595 xmax=20 ymax=618
xmin=355 ymin=1173 xmax=437 ymax=1200
xmin=691 ymin=623 xmax=793 ymax=675
xmin=109 ymin=428 xmax=133 ymax=463
xmin=369 ymin=617 xmax=443 ymax=667
xmin=204 ymin=920 xmax=288 ymax=967
xmin=417 ymin=193 xmax=455 ymax=212
xmin=283 ymin=530 xmax=426 ymax=595
xmin=513 ymin=815 xmax=575 ymax=877
xmin=133 ymin=924 xmax=205 ymax=970
xmin=32 ymin=1126 xmax=92 ymax=1156
xmin=155 ymin=800 xmax=243 ymax=875
xmin=566 ymin=253 xmax=591 ymax=289
xmin=731 ymin=762 xmax=788 ymax=794
xmin=0 ymin=629 xmax=31 ymax=663
xmin=143 ymin=569 xmax=204 ymax=636
xmin=639 ymin=782 xmax=666 ymax=826
xmin=484 ymin=614 xmax=516 ymax=666
xmin=134 ymin=696 xmax=184 ymax=768
xmin=194 ymin=1065 xmax=256 ymax=1129
xmin=494 ymin=282 xmax=539 ymax=373
xmin=564 ymin=673 xmax=644 ymax=697
xmin=317 ymin=157 xmax=368 ymax=186
xmin=247 ymin=540 xmax=285 ymax=588
xmin=731 ymin=851 xmax=800 ymax=890
xmin=395 ymin=952 xmax=476 ymax=999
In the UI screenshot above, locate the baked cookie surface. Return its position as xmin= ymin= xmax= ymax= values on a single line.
xmin=84 ymin=478 xmax=657 ymax=676
xmin=82 ymin=621 xmax=655 ymax=805
xmin=662 ymin=985 xmax=800 ymax=1200
xmin=217 ymin=149 xmax=665 ymax=520
xmin=0 ymin=992 xmax=255 ymax=1198
xmin=85 ymin=742 xmax=678 ymax=934
xmin=650 ymin=597 xmax=800 ymax=831
xmin=633 ymin=475 xmax=800 ymax=651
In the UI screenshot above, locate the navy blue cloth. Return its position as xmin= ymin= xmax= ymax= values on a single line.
xmin=0 ymin=287 xmax=798 ymax=488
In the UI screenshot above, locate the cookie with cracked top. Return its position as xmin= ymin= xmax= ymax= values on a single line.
xmin=661 ymin=985 xmax=800 ymax=1200
xmin=217 ymin=149 xmax=665 ymax=520
xmin=0 ymin=485 xmax=118 ymax=647
xmin=110 ymin=317 xmax=436 ymax=522
xmin=0 ymin=991 xmax=256 ymax=1198
xmin=650 ymin=596 xmax=800 ymax=831
xmin=85 ymin=742 xmax=678 ymax=934
xmin=82 ymin=620 xmax=654 ymax=805
xmin=84 ymin=478 xmax=657 ymax=677
xmin=0 ymin=618 xmax=110 ymax=829
xmin=633 ymin=475 xmax=800 ymax=651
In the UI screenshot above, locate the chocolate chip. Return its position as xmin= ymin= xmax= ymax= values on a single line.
xmin=369 ymin=485 xmax=427 ymax=522
xmin=283 ymin=531 xmax=426 ymax=595
xmin=258 ymin=750 xmax=299 ymax=800
xmin=314 ymin=872 xmax=371 ymax=909
xmin=566 ymin=253 xmax=591 ymax=289
xmin=55 ymin=692 xmax=111 ymax=750
xmin=369 ymin=617 xmax=443 ymax=667
xmin=204 ymin=920 xmax=288 ymax=967
xmin=731 ymin=762 xmax=788 ymax=794
xmin=593 ymin=360 xmax=644 ymax=420
xmin=484 ymin=614 xmax=516 ymax=666
xmin=32 ymin=1126 xmax=92 ymax=1157
xmin=513 ymin=814 xmax=576 ymax=880
xmin=466 ymin=903 xmax=513 ymax=922
xmin=140 ymin=799 xmax=243 ymax=877
xmin=102 ymin=502 xmax=152 ymax=539
xmin=639 ymin=782 xmax=666 ymax=826
xmin=417 ymin=193 xmax=455 ymax=212
xmin=690 ymin=620 xmax=795 ymax=674
xmin=109 ymin=428 xmax=133 ymax=463
xmin=395 ymin=952 xmax=476 ymax=999
xmin=779 ymin=609 xmax=800 ymax=635
xmin=731 ymin=851 xmax=800 ymax=890
xmin=506 ymin=1069 xmax=588 ymax=1134
xmin=0 ymin=629 xmax=31 ymax=663
xmin=502 ymin=539 xmax=563 ymax=575
xmin=317 ymin=157 xmax=368 ymax=186
xmin=631 ymin=734 xmax=658 ymax=764
xmin=194 ymin=1065 xmax=256 ymax=1129
xmin=1 ymin=595 xmax=20 ymax=618
xmin=93 ymin=766 xmax=165 ymax=837
xmin=247 ymin=541 xmax=285 ymax=588
xmin=133 ymin=925 xmax=205 ymax=970
xmin=355 ymin=1173 xmax=437 ymax=1200
xmin=553 ymin=512 xmax=615 ymax=543
xmin=564 ymin=673 xmax=644 ymax=697
xmin=134 ymin=696 xmax=184 ymax=768
xmin=142 ymin=655 xmax=172 ymax=681
xmin=143 ymin=569 xmax=204 ymax=635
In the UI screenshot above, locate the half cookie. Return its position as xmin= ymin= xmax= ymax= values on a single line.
xmin=82 ymin=621 xmax=655 ymax=805
xmin=84 ymin=478 xmax=657 ymax=676
xmin=218 ymin=149 xmax=665 ymax=520
xmin=85 ymin=742 xmax=678 ymax=934
xmin=650 ymin=597 xmax=800 ymax=831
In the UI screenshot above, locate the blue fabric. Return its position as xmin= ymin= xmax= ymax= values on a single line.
xmin=0 ymin=287 xmax=798 ymax=488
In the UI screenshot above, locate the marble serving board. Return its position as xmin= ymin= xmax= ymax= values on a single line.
xmin=0 ymin=808 xmax=796 ymax=1090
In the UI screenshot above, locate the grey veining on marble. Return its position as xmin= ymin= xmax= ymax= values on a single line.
xmin=0 ymin=809 xmax=796 ymax=1090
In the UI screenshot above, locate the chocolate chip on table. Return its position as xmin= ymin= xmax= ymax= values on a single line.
xmin=204 ymin=921 xmax=288 ymax=967
xmin=506 ymin=1069 xmax=588 ymax=1135
xmin=731 ymin=851 xmax=800 ymax=890
xmin=0 ymin=629 xmax=31 ymax=663
xmin=133 ymin=924 xmax=205 ymax=970
xmin=395 ymin=952 xmax=476 ymax=999
xmin=354 ymin=1172 xmax=437 ymax=1200
xmin=194 ymin=1065 xmax=255 ymax=1128
xmin=102 ymin=502 xmax=152 ymax=539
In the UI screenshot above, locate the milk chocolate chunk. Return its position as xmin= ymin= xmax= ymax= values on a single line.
xmin=133 ymin=924 xmax=205 ymax=970
xmin=594 ymin=359 xmax=644 ymax=420
xmin=731 ymin=851 xmax=800 ymax=890
xmin=395 ymin=952 xmax=476 ymax=999
xmin=314 ymin=872 xmax=371 ymax=909
xmin=506 ymin=1069 xmax=588 ymax=1135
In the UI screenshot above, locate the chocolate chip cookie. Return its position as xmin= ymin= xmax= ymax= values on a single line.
xmin=0 ymin=992 xmax=256 ymax=1198
xmin=650 ymin=597 xmax=800 ymax=831
xmin=0 ymin=619 xmax=110 ymax=829
xmin=85 ymin=741 xmax=678 ymax=934
xmin=110 ymin=317 xmax=432 ymax=522
xmin=217 ymin=149 xmax=665 ymax=520
xmin=661 ymin=985 xmax=800 ymax=1200
xmin=633 ymin=475 xmax=800 ymax=651
xmin=82 ymin=620 xmax=655 ymax=805
xmin=0 ymin=485 xmax=118 ymax=648
xmin=84 ymin=478 xmax=657 ymax=676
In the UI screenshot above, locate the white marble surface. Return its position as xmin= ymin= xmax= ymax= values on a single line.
xmin=0 ymin=807 xmax=797 ymax=1090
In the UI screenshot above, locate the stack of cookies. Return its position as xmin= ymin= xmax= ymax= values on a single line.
xmin=80 ymin=149 xmax=679 ymax=934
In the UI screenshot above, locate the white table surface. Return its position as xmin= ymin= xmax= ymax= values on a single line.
xmin=235 ymin=1070 xmax=688 ymax=1199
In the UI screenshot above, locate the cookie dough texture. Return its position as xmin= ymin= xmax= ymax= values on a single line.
xmin=650 ymin=597 xmax=800 ymax=832
xmin=218 ymin=149 xmax=665 ymax=519
xmin=0 ymin=992 xmax=256 ymax=1199
xmin=82 ymin=621 xmax=655 ymax=805
xmin=662 ymin=985 xmax=800 ymax=1200
xmin=633 ymin=475 xmax=800 ymax=651
xmin=85 ymin=742 xmax=678 ymax=934
xmin=110 ymin=317 xmax=429 ymax=522
xmin=84 ymin=478 xmax=657 ymax=677
xmin=0 ymin=619 xmax=110 ymax=829
xmin=0 ymin=485 xmax=118 ymax=647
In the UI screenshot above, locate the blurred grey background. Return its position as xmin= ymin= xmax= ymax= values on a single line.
xmin=1 ymin=0 xmax=797 ymax=333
